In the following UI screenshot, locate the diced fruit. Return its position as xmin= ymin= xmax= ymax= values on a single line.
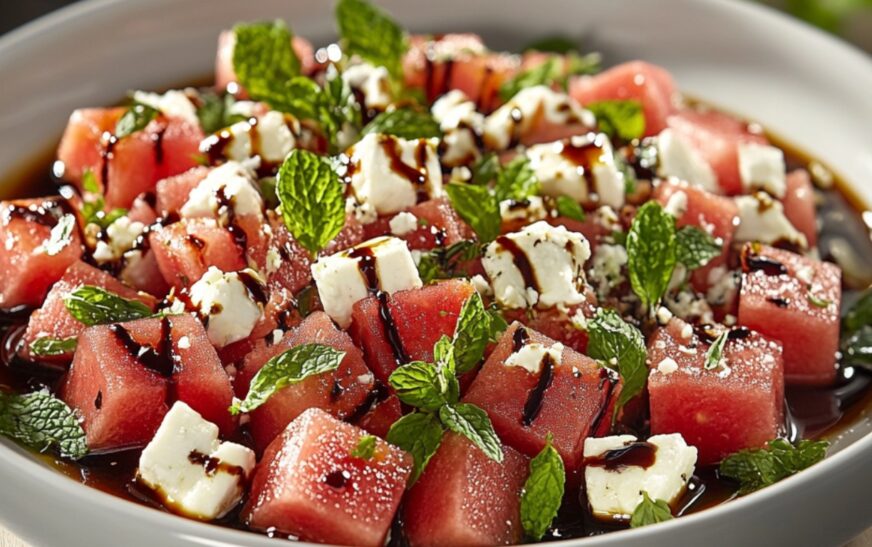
xmin=349 ymin=279 xmax=474 ymax=385
xmin=22 ymin=260 xmax=157 ymax=363
xmin=403 ymin=433 xmax=529 ymax=547
xmin=352 ymin=390 xmax=403 ymax=439
xmin=647 ymin=319 xmax=784 ymax=464
xmin=502 ymin=295 xmax=597 ymax=354
xmin=463 ymin=322 xmax=620 ymax=475
xmin=244 ymin=408 xmax=412 ymax=547
xmin=56 ymin=108 xmax=124 ymax=183
xmin=155 ymin=166 xmax=211 ymax=216
xmin=569 ymin=61 xmax=677 ymax=136
xmin=149 ymin=218 xmax=246 ymax=290
xmin=737 ymin=244 xmax=841 ymax=385
xmin=362 ymin=198 xmax=473 ymax=250
xmin=0 ymin=198 xmax=84 ymax=309
xmin=236 ymin=312 xmax=375 ymax=452
xmin=782 ymin=169 xmax=818 ymax=249
xmin=483 ymin=87 xmax=593 ymax=150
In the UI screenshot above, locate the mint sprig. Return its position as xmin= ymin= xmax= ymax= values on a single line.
xmin=64 ymin=286 xmax=152 ymax=327
xmin=471 ymin=152 xmax=501 ymax=186
xmin=0 ymin=390 xmax=88 ymax=460
xmin=626 ymin=202 xmax=677 ymax=314
xmin=438 ymin=403 xmax=503 ymax=462
xmin=494 ymin=156 xmax=539 ymax=203
xmin=115 ymin=103 xmax=158 ymax=139
xmin=445 ymin=182 xmax=501 ymax=243
xmin=230 ymin=343 xmax=346 ymax=414
xmin=361 ymin=109 xmax=442 ymax=140
xmin=351 ymin=434 xmax=377 ymax=460
xmin=629 ymin=491 xmax=674 ymax=528
xmin=386 ymin=411 xmax=444 ymax=483
xmin=499 ymin=58 xmax=562 ymax=102
xmin=232 ymin=21 xmax=301 ymax=99
xmin=520 ymin=433 xmax=565 ymax=540
xmin=719 ymin=438 xmax=828 ymax=495
xmin=676 ymin=226 xmax=721 ymax=271
xmin=416 ymin=240 xmax=482 ymax=284
xmin=389 ymin=360 xmax=457 ymax=412
xmin=29 ymin=337 xmax=78 ymax=357
xmin=704 ymin=330 xmax=729 ymax=370
xmin=196 ymin=92 xmax=247 ymax=134
xmin=452 ymin=292 xmax=494 ymax=374
xmin=555 ymin=195 xmax=585 ymax=222
xmin=587 ymin=99 xmax=645 ymax=143
xmin=276 ymin=150 xmax=347 ymax=257
xmin=587 ymin=309 xmax=647 ymax=415
xmin=80 ymin=170 xmax=127 ymax=230
xmin=335 ymin=0 xmax=408 ymax=81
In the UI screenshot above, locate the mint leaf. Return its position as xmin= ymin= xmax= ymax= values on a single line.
xmin=626 ymin=201 xmax=677 ymax=313
xmin=232 ymin=21 xmax=300 ymax=100
xmin=80 ymin=170 xmax=127 ymax=230
xmin=522 ymin=36 xmax=577 ymax=53
xmin=471 ymin=152 xmax=501 ymax=186
xmin=499 ymin=58 xmax=562 ymax=102
xmin=587 ymin=99 xmax=646 ymax=143
xmin=230 ymin=343 xmax=345 ymax=414
xmin=445 ymin=183 xmax=501 ymax=243
xmin=276 ymin=150 xmax=346 ymax=256
xmin=115 ymin=103 xmax=158 ymax=139
xmin=704 ymin=330 xmax=729 ymax=370
xmin=335 ymin=0 xmax=407 ymax=81
xmin=82 ymin=169 xmax=100 ymax=194
xmin=555 ymin=195 xmax=585 ymax=222
xmin=720 ymin=438 xmax=828 ymax=495
xmin=351 ymin=434 xmax=377 ymax=460
xmin=452 ymin=292 xmax=492 ymax=374
xmin=487 ymin=305 xmax=509 ymax=342
xmin=386 ymin=411 xmax=444 ymax=484
xmin=29 ymin=337 xmax=78 ymax=357
xmin=807 ymin=292 xmax=831 ymax=309
xmin=676 ymin=226 xmax=721 ymax=271
xmin=843 ymin=288 xmax=872 ymax=334
xmin=587 ymin=309 xmax=647 ymax=414
xmin=388 ymin=361 xmax=453 ymax=412
xmin=439 ymin=403 xmax=503 ymax=462
xmin=362 ymin=109 xmax=441 ymax=140
xmin=564 ymin=51 xmax=602 ymax=77
xmin=41 ymin=214 xmax=76 ymax=256
xmin=630 ymin=491 xmax=674 ymax=528
xmin=520 ymin=434 xmax=565 ymax=540
xmin=64 ymin=286 xmax=152 ymax=327
xmin=416 ymin=240 xmax=481 ymax=284
xmin=494 ymin=156 xmax=539 ymax=202
xmin=196 ymin=92 xmax=246 ymax=134
xmin=0 ymin=390 xmax=88 ymax=460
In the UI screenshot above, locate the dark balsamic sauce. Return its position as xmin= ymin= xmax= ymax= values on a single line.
xmin=584 ymin=442 xmax=658 ymax=471
xmin=496 ymin=235 xmax=538 ymax=292
xmin=521 ymin=354 xmax=555 ymax=426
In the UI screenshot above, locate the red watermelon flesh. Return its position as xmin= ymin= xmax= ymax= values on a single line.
xmin=237 ymin=311 xmax=375 ymax=453
xmin=215 ymin=30 xmax=317 ymax=94
xmin=155 ymin=166 xmax=211 ymax=216
xmin=362 ymin=198 xmax=473 ymax=251
xmin=0 ymin=198 xmax=84 ymax=309
xmin=353 ymin=390 xmax=403 ymax=439
xmin=22 ymin=260 xmax=157 ymax=363
xmin=403 ymin=433 xmax=529 ymax=547
xmin=56 ymin=108 xmax=124 ymax=184
xmin=503 ymin=291 xmax=598 ymax=355
xmin=463 ymin=322 xmax=620 ymax=476
xmin=119 ymin=196 xmax=170 ymax=297
xmin=737 ymin=244 xmax=841 ymax=385
xmin=149 ymin=218 xmax=246 ymax=290
xmin=244 ymin=408 xmax=412 ymax=547
xmin=569 ymin=61 xmax=677 ymax=136
xmin=666 ymin=108 xmax=768 ymax=195
xmin=348 ymin=279 xmax=474 ymax=385
xmin=783 ymin=169 xmax=818 ymax=249
xmin=647 ymin=318 xmax=784 ymax=465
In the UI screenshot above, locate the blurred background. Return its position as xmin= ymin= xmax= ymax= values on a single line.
xmin=2 ymin=0 xmax=872 ymax=52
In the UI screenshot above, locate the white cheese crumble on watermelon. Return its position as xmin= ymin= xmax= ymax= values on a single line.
xmin=188 ymin=266 xmax=265 ymax=347
xmin=738 ymin=142 xmax=786 ymax=198
xmin=504 ymin=341 xmax=564 ymax=374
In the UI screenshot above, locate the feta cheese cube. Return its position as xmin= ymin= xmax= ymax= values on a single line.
xmin=431 ymin=90 xmax=484 ymax=167
xmin=342 ymin=62 xmax=392 ymax=111
xmin=137 ymin=401 xmax=255 ymax=520
xmin=734 ymin=192 xmax=807 ymax=249
xmin=389 ymin=211 xmax=419 ymax=236
xmin=201 ymin=111 xmax=298 ymax=165
xmin=738 ymin=143 xmax=786 ymax=198
xmin=482 ymin=221 xmax=591 ymax=309
xmin=180 ymin=161 xmax=264 ymax=222
xmin=132 ymin=89 xmax=199 ymax=125
xmin=500 ymin=196 xmax=548 ymax=224
xmin=91 ymin=216 xmax=146 ymax=265
xmin=505 ymin=341 xmax=564 ymax=374
xmin=188 ymin=267 xmax=266 ymax=347
xmin=588 ymin=243 xmax=628 ymax=299
xmin=656 ymin=129 xmax=718 ymax=192
xmin=345 ymin=133 xmax=443 ymax=215
xmin=311 ymin=236 xmax=423 ymax=327
xmin=584 ymin=433 xmax=697 ymax=520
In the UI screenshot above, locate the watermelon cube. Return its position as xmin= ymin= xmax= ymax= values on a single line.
xmin=403 ymin=433 xmax=529 ymax=547
xmin=647 ymin=318 xmax=784 ymax=464
xmin=463 ymin=322 xmax=620 ymax=476
xmin=502 ymin=293 xmax=598 ymax=354
xmin=782 ymin=169 xmax=818 ymax=249
xmin=362 ymin=198 xmax=473 ymax=251
xmin=569 ymin=61 xmax=677 ymax=136
xmin=348 ymin=279 xmax=474 ymax=385
xmin=737 ymin=244 xmax=841 ymax=385
xmin=22 ymin=260 xmax=157 ymax=363
xmin=56 ymin=108 xmax=124 ymax=184
xmin=149 ymin=218 xmax=246 ymax=290
xmin=237 ymin=311 xmax=376 ymax=452
xmin=0 ymin=198 xmax=84 ymax=309
xmin=352 ymin=390 xmax=403 ymax=439
xmin=155 ymin=166 xmax=210 ymax=216
xmin=244 ymin=408 xmax=412 ymax=547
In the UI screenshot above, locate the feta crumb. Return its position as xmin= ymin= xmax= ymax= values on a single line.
xmin=656 ymin=129 xmax=718 ymax=192
xmin=680 ymin=323 xmax=694 ymax=341
xmin=345 ymin=197 xmax=379 ymax=225
xmin=188 ymin=267 xmax=265 ymax=347
xmin=588 ymin=243 xmax=628 ymax=298
xmin=177 ymin=336 xmax=191 ymax=350
xmin=663 ymin=190 xmax=688 ymax=219
xmin=180 ymin=161 xmax=263 ymax=222
xmin=270 ymin=329 xmax=284 ymax=345
xmin=91 ymin=216 xmax=146 ymax=265
xmin=389 ymin=211 xmax=419 ymax=236
xmin=500 ymin=196 xmax=548 ymax=224
xmin=132 ymin=89 xmax=199 ymax=125
xmin=504 ymin=342 xmax=564 ymax=374
xmin=342 ymin=62 xmax=392 ymax=111
xmin=655 ymin=306 xmax=673 ymax=325
xmin=738 ymin=143 xmax=786 ymax=198
xmin=265 ymin=247 xmax=281 ymax=275
xmin=656 ymin=357 xmax=679 ymax=375
xmin=431 ymin=90 xmax=484 ymax=167
xmin=734 ymin=192 xmax=807 ymax=249
xmin=471 ymin=274 xmax=493 ymax=296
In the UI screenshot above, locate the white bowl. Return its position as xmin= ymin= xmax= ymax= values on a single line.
xmin=1 ymin=0 xmax=871 ymax=545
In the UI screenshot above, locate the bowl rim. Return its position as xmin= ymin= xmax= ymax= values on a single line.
xmin=1 ymin=0 xmax=872 ymax=545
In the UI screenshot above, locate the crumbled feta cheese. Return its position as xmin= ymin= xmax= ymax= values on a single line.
xmin=738 ymin=143 xmax=786 ymax=198
xmin=734 ymin=192 xmax=807 ymax=249
xmin=471 ymin=274 xmax=493 ymax=296
xmin=591 ymin=205 xmax=622 ymax=233
xmin=680 ymin=323 xmax=694 ymax=341
xmin=588 ymin=243 xmax=628 ymax=298
xmin=483 ymin=221 xmax=591 ymax=309
xmin=663 ymin=190 xmax=688 ymax=219
xmin=202 ymin=111 xmax=297 ymax=165
xmin=137 ymin=402 xmax=255 ymax=520
xmin=483 ymin=86 xmax=594 ymax=151
xmin=796 ymin=265 xmax=815 ymax=285
xmin=226 ymin=100 xmax=258 ymax=119
xmin=500 ymin=196 xmax=548 ymax=224
xmin=311 ymin=236 xmax=422 ymax=328
xmin=655 ymin=306 xmax=673 ymax=325
xmin=656 ymin=357 xmax=679 ymax=375
xmin=256 ymin=110 xmax=297 ymax=164
xmin=665 ymin=290 xmax=714 ymax=323
xmin=132 ymin=89 xmax=199 ymax=125
xmin=389 ymin=212 xmax=419 ymax=236
xmin=342 ymin=62 xmax=392 ymax=111
xmin=177 ymin=336 xmax=191 ymax=350
xmin=504 ymin=342 xmax=564 ymax=374
xmin=265 ymin=247 xmax=281 ymax=275
xmin=705 ymin=266 xmax=739 ymax=307
xmin=656 ymin=129 xmax=717 ymax=192
xmin=180 ymin=161 xmax=263 ymax=222
xmin=345 ymin=197 xmax=379 ymax=225
xmin=92 ymin=216 xmax=146 ymax=264
xmin=431 ymin=90 xmax=484 ymax=167
xmin=584 ymin=433 xmax=697 ymax=520
xmin=271 ymin=329 xmax=284 ymax=346
xmin=188 ymin=267 xmax=265 ymax=347
xmin=345 ymin=133 xmax=443 ymax=215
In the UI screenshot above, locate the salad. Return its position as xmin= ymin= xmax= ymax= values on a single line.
xmin=1 ymin=0 xmax=871 ymax=545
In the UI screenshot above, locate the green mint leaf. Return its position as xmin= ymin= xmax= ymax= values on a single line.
xmin=335 ymin=0 xmax=407 ymax=81
xmin=487 ymin=305 xmax=509 ymax=342
xmin=42 ymin=214 xmax=76 ymax=256
xmin=276 ymin=149 xmax=346 ymax=256
xmin=626 ymin=201 xmax=677 ymax=313
xmin=522 ymin=36 xmax=578 ymax=53
xmin=439 ymin=403 xmax=503 ymax=462
xmin=82 ymin=169 xmax=100 ymax=194
xmin=433 ymin=336 xmax=461 ymax=405
xmin=564 ymin=51 xmax=602 ymax=77
xmin=388 ymin=361 xmax=452 ymax=412
xmin=386 ymin=411 xmax=444 ymax=484
xmin=555 ymin=196 xmax=585 ymax=222
xmin=231 ymin=343 xmax=346 ymax=414
xmin=115 ymin=103 xmax=159 ymax=139
xmin=807 ymin=292 xmax=832 ymax=309
xmin=196 ymin=92 xmax=246 ymax=134
xmin=269 ymin=76 xmax=323 ymax=122
xmin=843 ymin=288 xmax=872 ymax=334
xmin=416 ymin=240 xmax=481 ymax=284
xmin=520 ymin=434 xmax=565 ymax=540
xmin=28 ymin=337 xmax=78 ymax=357
xmin=629 ymin=491 xmax=674 ymax=528
xmin=351 ymin=434 xmax=377 ymax=460
xmin=452 ymin=292 xmax=492 ymax=374
xmin=719 ymin=438 xmax=829 ymax=495
xmin=445 ymin=183 xmax=501 ymax=244
xmin=499 ymin=58 xmax=562 ymax=102
xmin=362 ymin=109 xmax=441 ymax=140
xmin=587 ymin=309 xmax=647 ymax=414
xmin=494 ymin=156 xmax=539 ymax=202
xmin=0 ymin=390 xmax=88 ymax=460
xmin=64 ymin=286 xmax=152 ymax=327
xmin=587 ymin=99 xmax=646 ymax=143
xmin=841 ymin=325 xmax=872 ymax=369
xmin=471 ymin=152 xmax=501 ymax=186
xmin=704 ymin=330 xmax=729 ymax=370
xmin=232 ymin=21 xmax=300 ymax=100
xmin=675 ymin=226 xmax=721 ymax=271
